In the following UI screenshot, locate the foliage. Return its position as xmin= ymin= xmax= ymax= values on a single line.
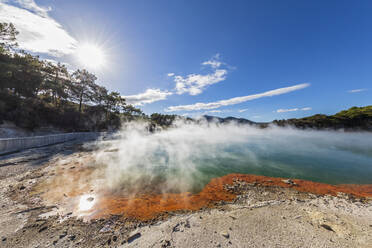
xmin=0 ymin=23 xmax=18 ymax=52
xmin=0 ymin=22 xmax=144 ymax=131
xmin=273 ymin=106 xmax=372 ymax=130
xmin=150 ymin=113 xmax=177 ymax=127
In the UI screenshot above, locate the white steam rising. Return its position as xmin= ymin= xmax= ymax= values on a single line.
xmin=93 ymin=121 xmax=372 ymax=194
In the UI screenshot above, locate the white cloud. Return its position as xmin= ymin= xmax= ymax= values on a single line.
xmin=171 ymin=54 xmax=227 ymax=96
xmin=238 ymin=108 xmax=248 ymax=113
xmin=0 ymin=1 xmax=76 ymax=56
xmin=276 ymin=107 xmax=312 ymax=113
xmin=174 ymin=69 xmax=227 ymax=95
xmin=13 ymin=0 xmax=50 ymax=17
xmin=301 ymin=107 xmax=312 ymax=111
xmin=165 ymin=83 xmax=310 ymax=112
xmin=167 ymin=73 xmax=175 ymax=77
xmin=208 ymin=110 xmax=222 ymax=113
xmin=202 ymin=60 xmax=221 ymax=69
xmin=276 ymin=108 xmax=298 ymax=113
xmin=348 ymin=89 xmax=367 ymax=93
xmin=123 ymin=89 xmax=173 ymax=106
xmin=202 ymin=54 xmax=222 ymax=69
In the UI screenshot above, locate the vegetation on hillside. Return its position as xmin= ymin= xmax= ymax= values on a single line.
xmin=273 ymin=106 xmax=372 ymax=130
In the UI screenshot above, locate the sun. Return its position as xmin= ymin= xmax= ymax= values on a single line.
xmin=76 ymin=43 xmax=105 ymax=69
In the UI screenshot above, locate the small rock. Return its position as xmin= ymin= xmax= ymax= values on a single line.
xmin=38 ymin=226 xmax=47 ymax=232
xmin=99 ymin=224 xmax=112 ymax=233
xmin=282 ymin=179 xmax=294 ymax=185
xmin=59 ymin=232 xmax=67 ymax=239
xmin=127 ymin=233 xmax=141 ymax=244
xmin=220 ymin=231 xmax=230 ymax=239
xmin=112 ymin=235 xmax=117 ymax=242
xmin=320 ymin=224 xmax=334 ymax=232
xmin=69 ymin=235 xmax=76 ymax=241
xmin=2 ymin=237 xmax=6 ymax=242
xmin=87 ymin=197 xmax=94 ymax=202
xmin=294 ymin=215 xmax=302 ymax=219
xmin=160 ymin=239 xmax=171 ymax=247
xmin=19 ymin=185 xmax=26 ymax=190
xmin=173 ymin=223 xmax=180 ymax=232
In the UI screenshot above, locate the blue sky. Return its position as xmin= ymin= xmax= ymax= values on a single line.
xmin=0 ymin=0 xmax=371 ymax=121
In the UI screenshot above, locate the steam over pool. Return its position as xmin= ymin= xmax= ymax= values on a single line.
xmin=94 ymin=121 xmax=372 ymax=194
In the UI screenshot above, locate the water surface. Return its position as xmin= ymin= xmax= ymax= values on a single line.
xmin=97 ymin=124 xmax=372 ymax=193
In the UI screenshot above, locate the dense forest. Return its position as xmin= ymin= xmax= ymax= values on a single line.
xmin=0 ymin=22 xmax=147 ymax=131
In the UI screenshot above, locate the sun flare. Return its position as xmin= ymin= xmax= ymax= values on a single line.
xmin=76 ymin=43 xmax=105 ymax=69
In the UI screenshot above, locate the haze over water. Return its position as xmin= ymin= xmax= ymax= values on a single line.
xmin=96 ymin=122 xmax=372 ymax=194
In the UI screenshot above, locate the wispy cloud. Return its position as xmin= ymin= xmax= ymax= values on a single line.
xmin=207 ymin=110 xmax=222 ymax=113
xmin=12 ymin=0 xmax=50 ymax=17
xmin=165 ymin=83 xmax=310 ymax=112
xmin=170 ymin=54 xmax=228 ymax=96
xmin=238 ymin=108 xmax=248 ymax=113
xmin=0 ymin=1 xmax=76 ymax=56
xmin=202 ymin=54 xmax=222 ymax=69
xmin=167 ymin=73 xmax=175 ymax=77
xmin=348 ymin=89 xmax=367 ymax=93
xmin=123 ymin=89 xmax=173 ymax=106
xmin=301 ymin=107 xmax=312 ymax=111
xmin=276 ymin=107 xmax=312 ymax=113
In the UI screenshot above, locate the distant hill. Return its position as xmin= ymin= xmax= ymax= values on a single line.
xmin=273 ymin=106 xmax=372 ymax=131
xmin=202 ymin=106 xmax=372 ymax=131
xmin=202 ymin=115 xmax=258 ymax=125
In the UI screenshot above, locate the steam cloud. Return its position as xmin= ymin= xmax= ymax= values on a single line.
xmin=93 ymin=120 xmax=372 ymax=195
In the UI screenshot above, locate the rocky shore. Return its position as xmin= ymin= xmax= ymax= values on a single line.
xmin=0 ymin=141 xmax=371 ymax=247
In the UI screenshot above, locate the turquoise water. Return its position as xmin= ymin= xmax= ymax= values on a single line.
xmin=102 ymin=126 xmax=372 ymax=193
xmin=190 ymin=142 xmax=372 ymax=192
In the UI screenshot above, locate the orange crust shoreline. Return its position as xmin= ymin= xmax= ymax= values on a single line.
xmin=92 ymin=173 xmax=372 ymax=221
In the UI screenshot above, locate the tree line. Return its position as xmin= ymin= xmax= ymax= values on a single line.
xmin=0 ymin=22 xmax=145 ymax=131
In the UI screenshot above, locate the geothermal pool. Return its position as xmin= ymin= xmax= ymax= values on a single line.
xmin=96 ymin=123 xmax=372 ymax=194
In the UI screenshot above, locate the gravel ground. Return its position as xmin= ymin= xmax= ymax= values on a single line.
xmin=0 ymin=142 xmax=371 ymax=248
xmin=126 ymin=194 xmax=372 ymax=248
